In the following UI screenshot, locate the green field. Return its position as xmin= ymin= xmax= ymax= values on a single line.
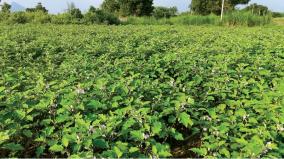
xmin=1 ymin=25 xmax=284 ymax=158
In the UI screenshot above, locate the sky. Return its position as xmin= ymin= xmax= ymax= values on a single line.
xmin=2 ymin=0 xmax=284 ymax=13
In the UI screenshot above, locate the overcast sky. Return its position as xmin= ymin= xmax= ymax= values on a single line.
xmin=2 ymin=0 xmax=284 ymax=13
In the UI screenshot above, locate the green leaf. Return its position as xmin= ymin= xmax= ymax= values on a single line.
xmin=15 ymin=110 xmax=26 ymax=119
xmin=159 ymin=151 xmax=172 ymax=157
xmin=152 ymin=122 xmax=162 ymax=134
xmin=0 ymin=132 xmax=9 ymax=144
xmin=96 ymin=78 xmax=108 ymax=89
xmin=217 ymin=104 xmax=226 ymax=112
xmin=208 ymin=108 xmax=217 ymax=119
xmin=112 ymin=102 xmax=119 ymax=108
xmin=93 ymin=139 xmax=109 ymax=149
xmin=62 ymin=136 xmax=69 ymax=147
xmin=36 ymin=146 xmax=45 ymax=157
xmin=122 ymin=118 xmax=136 ymax=130
xmin=248 ymin=117 xmax=258 ymax=124
xmin=154 ymin=143 xmax=172 ymax=157
xmin=129 ymin=147 xmax=139 ymax=153
xmin=49 ymin=144 xmax=64 ymax=152
xmin=56 ymin=114 xmax=70 ymax=123
xmin=173 ymin=132 xmax=184 ymax=140
xmin=152 ymin=145 xmax=158 ymax=155
xmin=187 ymin=97 xmax=195 ymax=105
xmin=0 ymin=87 xmax=5 ymax=92
xmin=87 ymin=100 xmax=104 ymax=110
xmin=218 ymin=122 xmax=230 ymax=134
xmin=3 ymin=143 xmax=24 ymax=151
xmin=176 ymin=93 xmax=187 ymax=103
xmin=220 ymin=148 xmax=230 ymax=158
xmin=114 ymin=146 xmax=123 ymax=158
xmin=259 ymin=69 xmax=270 ymax=76
xmin=235 ymin=137 xmax=248 ymax=145
xmin=130 ymin=130 xmax=144 ymax=141
xmin=191 ymin=148 xmax=207 ymax=156
xmin=235 ymin=108 xmax=246 ymax=117
xmin=23 ymin=130 xmax=33 ymax=138
xmin=170 ymin=128 xmax=184 ymax=140
xmin=178 ymin=112 xmax=193 ymax=128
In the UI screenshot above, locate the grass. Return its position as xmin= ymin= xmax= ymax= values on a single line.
xmin=123 ymin=11 xmax=272 ymax=27
xmin=273 ymin=18 xmax=284 ymax=26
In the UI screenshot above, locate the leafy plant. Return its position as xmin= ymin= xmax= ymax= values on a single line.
xmin=0 ymin=25 xmax=283 ymax=158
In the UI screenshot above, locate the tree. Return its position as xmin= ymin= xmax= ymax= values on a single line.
xmin=244 ymin=3 xmax=270 ymax=16
xmin=35 ymin=3 xmax=48 ymax=13
xmin=190 ymin=0 xmax=250 ymax=15
xmin=153 ymin=6 xmax=178 ymax=19
xmin=89 ymin=6 xmax=96 ymax=13
xmin=1 ymin=2 xmax=11 ymax=13
xmin=119 ymin=0 xmax=154 ymax=16
xmin=84 ymin=7 xmax=119 ymax=25
xmin=101 ymin=0 xmax=154 ymax=17
xmin=67 ymin=2 xmax=83 ymax=19
xmin=101 ymin=0 xmax=120 ymax=14
xmin=26 ymin=2 xmax=48 ymax=13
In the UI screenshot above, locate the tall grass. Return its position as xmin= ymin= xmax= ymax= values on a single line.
xmin=223 ymin=11 xmax=272 ymax=26
xmin=0 ymin=10 xmax=271 ymax=26
xmin=123 ymin=14 xmax=219 ymax=25
xmin=123 ymin=16 xmax=172 ymax=25
xmin=170 ymin=14 xmax=219 ymax=25
xmin=124 ymin=11 xmax=272 ymax=26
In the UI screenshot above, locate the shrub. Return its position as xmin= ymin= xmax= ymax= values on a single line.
xmin=272 ymin=12 xmax=284 ymax=18
xmin=7 ymin=12 xmax=29 ymax=24
xmin=0 ymin=12 xmax=10 ymax=23
xmin=153 ymin=6 xmax=178 ymax=19
xmin=84 ymin=10 xmax=120 ymax=25
xmin=51 ymin=13 xmax=72 ymax=24
xmin=26 ymin=12 xmax=51 ymax=24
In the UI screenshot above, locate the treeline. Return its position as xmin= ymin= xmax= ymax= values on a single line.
xmin=0 ymin=1 xmax=178 ymax=25
xmin=0 ymin=2 xmax=120 ymax=24
xmin=0 ymin=0 xmax=282 ymax=26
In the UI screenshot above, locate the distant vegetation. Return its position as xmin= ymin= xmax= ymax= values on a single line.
xmin=190 ymin=0 xmax=250 ymax=15
xmin=124 ymin=11 xmax=271 ymax=26
xmin=0 ymin=0 xmax=281 ymax=26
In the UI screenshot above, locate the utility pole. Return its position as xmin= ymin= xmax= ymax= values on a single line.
xmin=221 ymin=0 xmax=225 ymax=21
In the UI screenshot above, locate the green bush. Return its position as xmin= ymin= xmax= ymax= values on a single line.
xmin=84 ymin=10 xmax=120 ymax=25
xmin=272 ymin=12 xmax=284 ymax=18
xmin=7 ymin=12 xmax=29 ymax=24
xmin=153 ymin=6 xmax=178 ymax=19
xmin=51 ymin=13 xmax=73 ymax=24
xmin=3 ymin=11 xmax=51 ymax=24
xmin=26 ymin=12 xmax=51 ymax=24
xmin=0 ymin=12 xmax=10 ymax=23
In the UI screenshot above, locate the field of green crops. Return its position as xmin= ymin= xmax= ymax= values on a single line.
xmin=1 ymin=25 xmax=284 ymax=158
